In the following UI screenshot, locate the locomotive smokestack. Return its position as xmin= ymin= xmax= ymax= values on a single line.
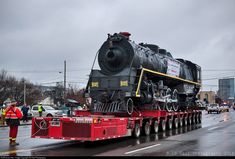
xmin=119 ymin=32 xmax=131 ymax=40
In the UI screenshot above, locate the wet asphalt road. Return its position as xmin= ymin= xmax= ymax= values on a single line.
xmin=1 ymin=109 xmax=235 ymax=156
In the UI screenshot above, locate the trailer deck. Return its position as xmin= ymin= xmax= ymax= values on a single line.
xmin=31 ymin=110 xmax=202 ymax=141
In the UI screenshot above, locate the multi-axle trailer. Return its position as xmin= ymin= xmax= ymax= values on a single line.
xmin=31 ymin=109 xmax=201 ymax=141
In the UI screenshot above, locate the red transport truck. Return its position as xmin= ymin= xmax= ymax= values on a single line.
xmin=31 ymin=109 xmax=201 ymax=141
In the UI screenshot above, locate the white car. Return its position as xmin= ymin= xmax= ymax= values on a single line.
xmin=31 ymin=105 xmax=63 ymax=117
xmin=207 ymin=103 xmax=221 ymax=114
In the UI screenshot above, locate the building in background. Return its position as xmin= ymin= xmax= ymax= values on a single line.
xmin=218 ymin=78 xmax=235 ymax=103
xmin=198 ymin=91 xmax=216 ymax=104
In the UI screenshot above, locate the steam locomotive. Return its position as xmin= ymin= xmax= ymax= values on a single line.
xmin=85 ymin=32 xmax=201 ymax=114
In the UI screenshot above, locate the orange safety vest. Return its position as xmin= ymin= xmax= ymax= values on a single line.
xmin=5 ymin=106 xmax=23 ymax=119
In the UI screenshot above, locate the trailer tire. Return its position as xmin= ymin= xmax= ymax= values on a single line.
xmin=184 ymin=117 xmax=188 ymax=126
xmin=192 ymin=115 xmax=196 ymax=124
xmin=198 ymin=114 xmax=202 ymax=123
xmin=161 ymin=120 xmax=166 ymax=132
xmin=179 ymin=118 xmax=183 ymax=127
xmin=132 ymin=123 xmax=141 ymax=138
xmin=152 ymin=120 xmax=159 ymax=134
xmin=143 ymin=121 xmax=150 ymax=136
xmin=188 ymin=116 xmax=192 ymax=125
xmin=173 ymin=118 xmax=178 ymax=128
xmin=167 ymin=119 xmax=173 ymax=130
xmin=195 ymin=115 xmax=198 ymax=124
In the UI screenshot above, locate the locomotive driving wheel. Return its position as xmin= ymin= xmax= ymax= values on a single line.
xmin=172 ymin=89 xmax=179 ymax=112
xmin=166 ymin=102 xmax=173 ymax=112
xmin=127 ymin=98 xmax=134 ymax=115
xmin=172 ymin=103 xmax=179 ymax=112
xmin=158 ymin=90 xmax=166 ymax=111
xmin=158 ymin=102 xmax=166 ymax=111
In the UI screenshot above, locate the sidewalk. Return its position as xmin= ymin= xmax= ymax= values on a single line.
xmin=0 ymin=120 xmax=32 ymax=127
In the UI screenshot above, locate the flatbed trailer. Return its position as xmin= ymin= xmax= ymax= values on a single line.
xmin=31 ymin=110 xmax=202 ymax=141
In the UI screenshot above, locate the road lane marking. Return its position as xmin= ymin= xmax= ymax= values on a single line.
xmin=0 ymin=148 xmax=39 ymax=156
xmin=208 ymin=126 xmax=220 ymax=131
xmin=124 ymin=144 xmax=161 ymax=155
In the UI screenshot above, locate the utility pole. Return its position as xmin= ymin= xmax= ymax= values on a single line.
xmin=24 ymin=80 xmax=26 ymax=105
xmin=64 ymin=60 xmax=66 ymax=104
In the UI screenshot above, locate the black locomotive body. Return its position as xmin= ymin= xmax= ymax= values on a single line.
xmin=85 ymin=32 xmax=201 ymax=114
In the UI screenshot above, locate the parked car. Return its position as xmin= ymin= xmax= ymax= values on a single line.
xmin=207 ymin=103 xmax=221 ymax=114
xmin=196 ymin=100 xmax=207 ymax=110
xmin=31 ymin=105 xmax=63 ymax=117
xmin=58 ymin=105 xmax=83 ymax=117
xmin=18 ymin=105 xmax=33 ymax=119
xmin=58 ymin=106 xmax=70 ymax=117
xmin=220 ymin=103 xmax=230 ymax=112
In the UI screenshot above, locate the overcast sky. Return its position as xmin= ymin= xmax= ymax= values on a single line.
xmin=1 ymin=0 xmax=235 ymax=91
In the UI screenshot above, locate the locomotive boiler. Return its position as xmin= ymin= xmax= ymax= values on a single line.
xmin=85 ymin=32 xmax=201 ymax=115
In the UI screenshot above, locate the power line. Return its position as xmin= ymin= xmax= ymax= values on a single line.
xmin=202 ymin=76 xmax=235 ymax=81
xmin=7 ymin=69 xmax=90 ymax=73
xmin=203 ymin=69 xmax=235 ymax=72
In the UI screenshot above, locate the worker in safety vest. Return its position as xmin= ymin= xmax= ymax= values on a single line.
xmin=38 ymin=104 xmax=43 ymax=117
xmin=1 ymin=106 xmax=6 ymax=125
xmin=5 ymin=99 xmax=23 ymax=146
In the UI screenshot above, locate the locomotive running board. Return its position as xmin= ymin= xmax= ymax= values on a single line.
xmin=135 ymin=68 xmax=201 ymax=97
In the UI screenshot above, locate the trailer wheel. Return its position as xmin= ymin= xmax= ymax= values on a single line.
xmin=179 ymin=118 xmax=183 ymax=127
xmin=143 ymin=121 xmax=150 ymax=136
xmin=132 ymin=123 xmax=140 ymax=138
xmin=160 ymin=120 xmax=166 ymax=131
xmin=173 ymin=118 xmax=178 ymax=128
xmin=188 ymin=116 xmax=192 ymax=125
xmin=198 ymin=114 xmax=202 ymax=123
xmin=192 ymin=115 xmax=196 ymax=124
xmin=184 ymin=117 xmax=188 ymax=126
xmin=167 ymin=119 xmax=173 ymax=130
xmin=194 ymin=115 xmax=197 ymax=124
xmin=152 ymin=120 xmax=159 ymax=134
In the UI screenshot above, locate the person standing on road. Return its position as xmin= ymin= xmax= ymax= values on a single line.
xmin=1 ymin=105 xmax=6 ymax=126
xmin=38 ymin=104 xmax=43 ymax=117
xmin=1 ymin=99 xmax=11 ymax=126
xmin=5 ymin=99 xmax=23 ymax=146
xmin=21 ymin=104 xmax=29 ymax=122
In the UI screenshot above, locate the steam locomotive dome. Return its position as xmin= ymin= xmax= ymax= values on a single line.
xmin=98 ymin=32 xmax=135 ymax=75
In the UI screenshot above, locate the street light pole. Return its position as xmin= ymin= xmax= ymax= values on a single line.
xmin=64 ymin=60 xmax=66 ymax=104
xmin=24 ymin=80 xmax=26 ymax=105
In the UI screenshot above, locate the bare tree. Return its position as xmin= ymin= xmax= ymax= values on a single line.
xmin=0 ymin=70 xmax=42 ymax=105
